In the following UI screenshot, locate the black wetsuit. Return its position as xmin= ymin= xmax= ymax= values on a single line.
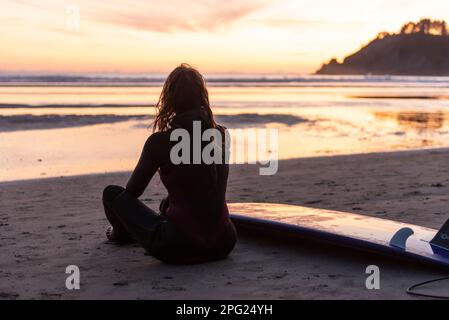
xmin=102 ymin=112 xmax=237 ymax=264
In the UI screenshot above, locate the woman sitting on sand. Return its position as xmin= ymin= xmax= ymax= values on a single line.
xmin=102 ymin=64 xmax=237 ymax=264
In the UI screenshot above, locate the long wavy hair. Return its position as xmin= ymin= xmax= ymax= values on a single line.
xmin=153 ymin=63 xmax=217 ymax=132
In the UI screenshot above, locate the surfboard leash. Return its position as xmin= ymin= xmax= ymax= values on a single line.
xmin=406 ymin=276 xmax=449 ymax=299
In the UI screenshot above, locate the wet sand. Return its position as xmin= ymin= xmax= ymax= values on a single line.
xmin=1 ymin=148 xmax=449 ymax=299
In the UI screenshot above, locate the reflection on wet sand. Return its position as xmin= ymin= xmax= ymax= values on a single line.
xmin=4 ymin=82 xmax=449 ymax=181
xmin=374 ymin=111 xmax=447 ymax=131
xmin=349 ymin=95 xmax=449 ymax=100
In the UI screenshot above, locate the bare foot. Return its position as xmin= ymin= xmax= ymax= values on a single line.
xmin=105 ymin=226 xmax=136 ymax=244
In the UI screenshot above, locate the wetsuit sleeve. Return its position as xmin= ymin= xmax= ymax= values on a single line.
xmin=125 ymin=134 xmax=161 ymax=198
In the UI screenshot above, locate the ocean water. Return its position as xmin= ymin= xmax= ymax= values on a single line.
xmin=1 ymin=74 xmax=449 ymax=181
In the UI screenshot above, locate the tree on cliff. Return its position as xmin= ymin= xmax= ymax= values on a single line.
xmin=375 ymin=19 xmax=448 ymax=39
xmin=399 ymin=19 xmax=448 ymax=36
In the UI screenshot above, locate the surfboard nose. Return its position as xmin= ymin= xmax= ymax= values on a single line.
xmin=430 ymin=218 xmax=449 ymax=256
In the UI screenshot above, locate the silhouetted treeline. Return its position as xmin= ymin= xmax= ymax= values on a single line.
xmin=377 ymin=19 xmax=448 ymax=39
xmin=400 ymin=19 xmax=448 ymax=36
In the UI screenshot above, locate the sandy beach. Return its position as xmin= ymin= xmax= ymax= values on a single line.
xmin=4 ymin=1 xmax=449 ymax=305
xmin=2 ymin=148 xmax=449 ymax=299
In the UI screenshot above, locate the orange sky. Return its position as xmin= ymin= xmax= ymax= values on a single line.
xmin=2 ymin=0 xmax=449 ymax=74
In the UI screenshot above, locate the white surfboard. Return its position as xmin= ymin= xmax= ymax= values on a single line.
xmin=228 ymin=203 xmax=449 ymax=269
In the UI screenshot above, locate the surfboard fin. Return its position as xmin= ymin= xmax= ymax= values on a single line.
xmin=430 ymin=218 xmax=449 ymax=255
xmin=390 ymin=227 xmax=414 ymax=250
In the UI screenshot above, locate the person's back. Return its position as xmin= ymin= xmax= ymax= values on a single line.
xmin=102 ymin=64 xmax=237 ymax=264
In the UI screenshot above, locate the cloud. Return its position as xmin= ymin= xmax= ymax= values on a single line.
xmin=258 ymin=19 xmax=367 ymax=28
xmin=3 ymin=0 xmax=268 ymax=38
xmin=7 ymin=0 xmax=55 ymax=10
xmin=86 ymin=0 xmax=268 ymax=33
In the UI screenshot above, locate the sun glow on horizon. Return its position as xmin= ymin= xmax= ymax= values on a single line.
xmin=2 ymin=0 xmax=449 ymax=74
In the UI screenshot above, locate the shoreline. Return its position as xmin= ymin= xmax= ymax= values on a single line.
xmin=0 ymin=113 xmax=308 ymax=133
xmin=2 ymin=148 xmax=449 ymax=299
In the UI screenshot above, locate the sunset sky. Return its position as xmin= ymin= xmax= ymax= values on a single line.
xmin=2 ymin=0 xmax=449 ymax=74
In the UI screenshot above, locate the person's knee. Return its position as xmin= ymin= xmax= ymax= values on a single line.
xmin=102 ymin=185 xmax=125 ymax=203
